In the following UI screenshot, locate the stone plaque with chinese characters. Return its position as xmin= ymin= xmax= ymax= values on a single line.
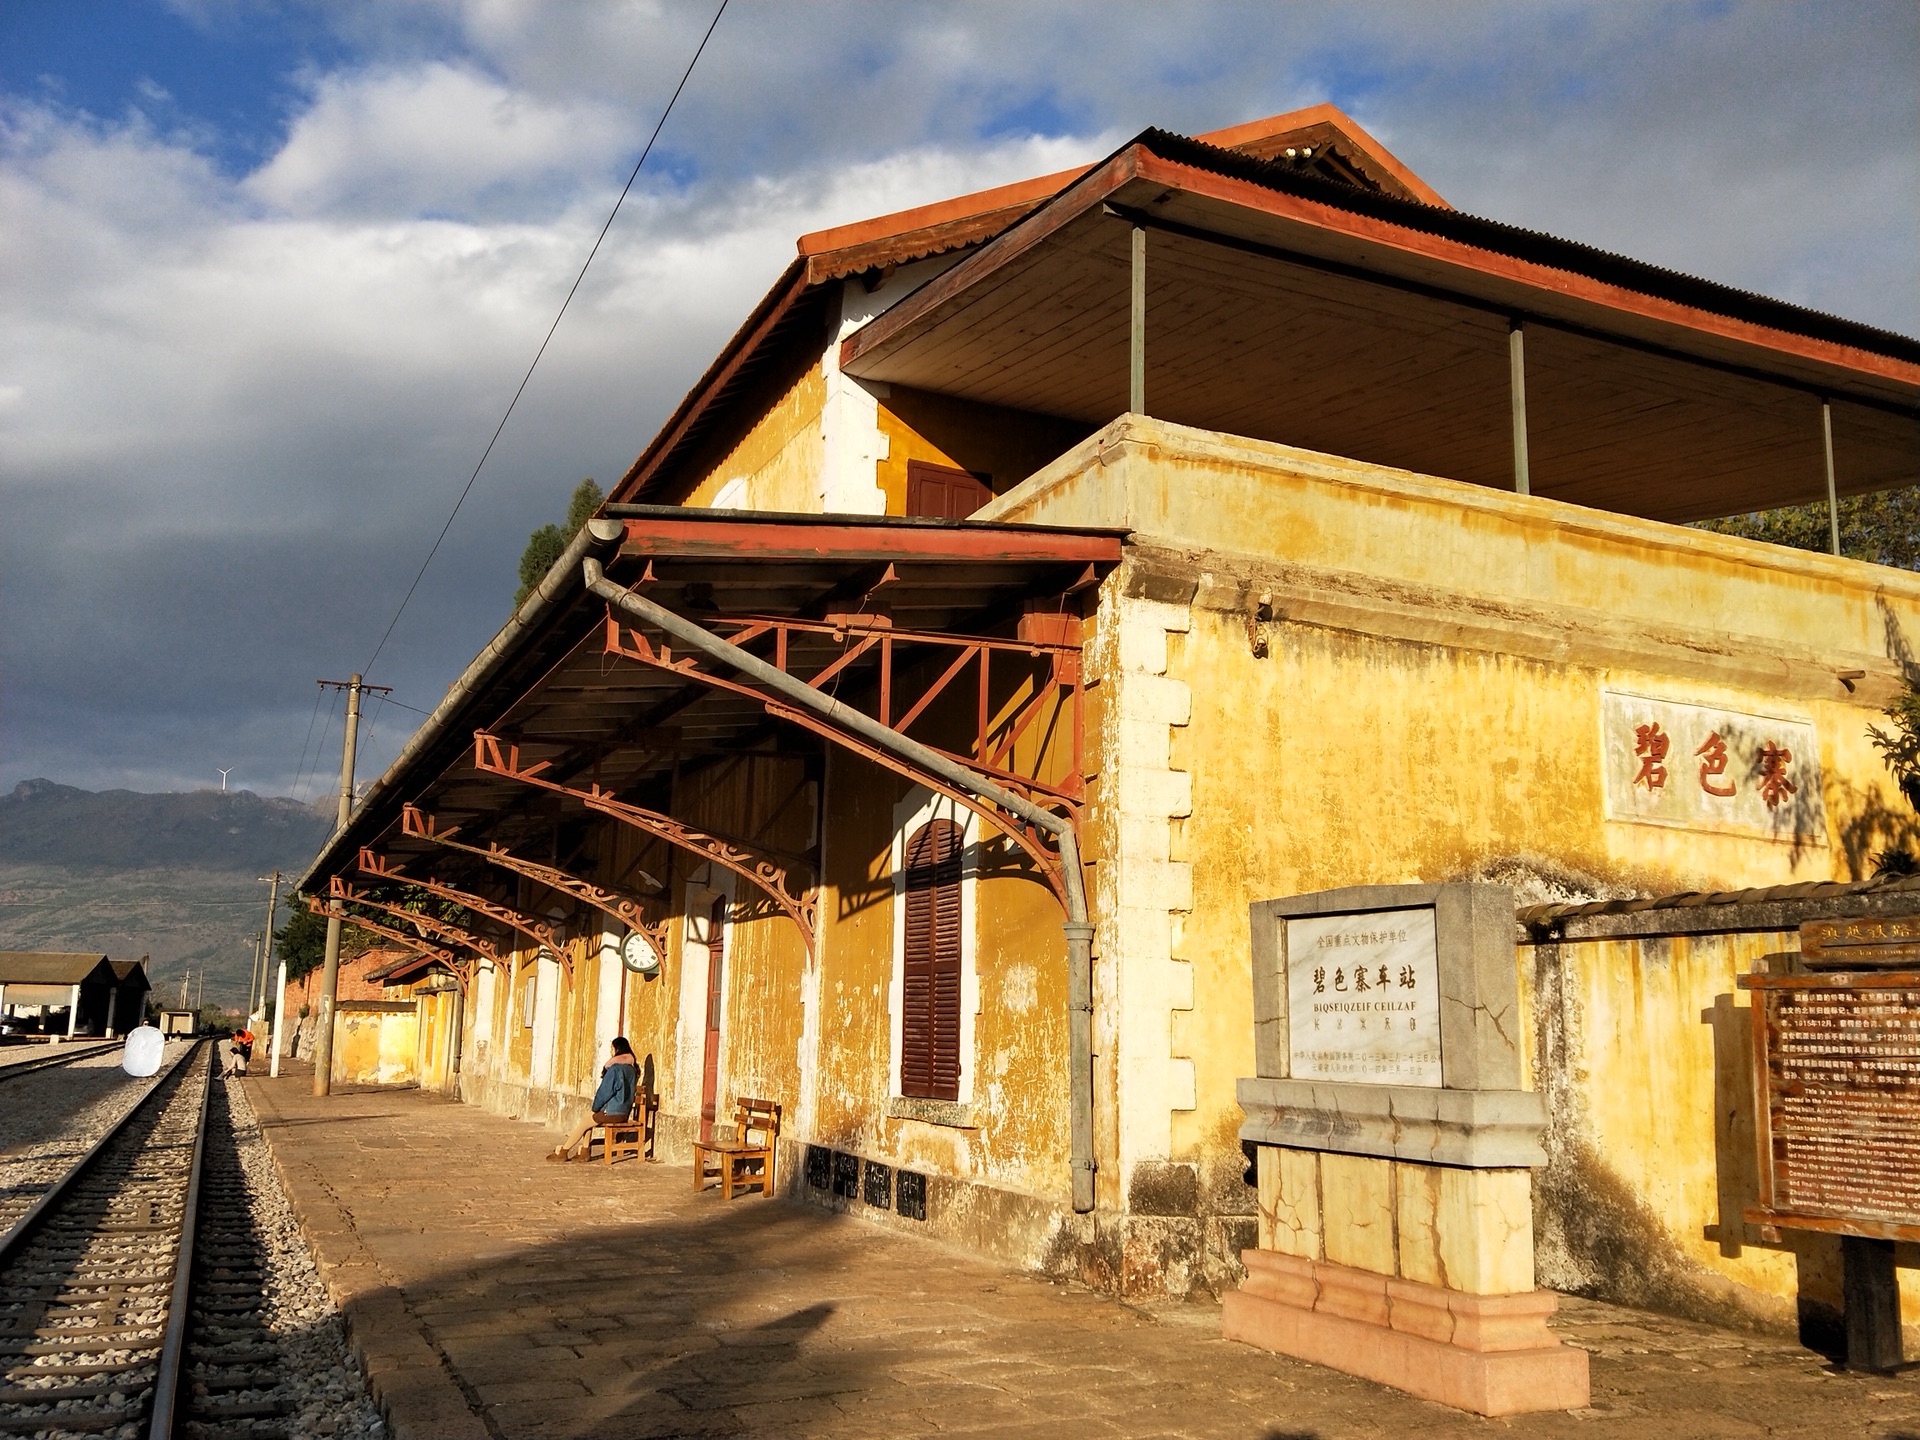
xmin=1601 ymin=691 xmax=1824 ymax=842
xmin=1738 ymin=971 xmax=1920 ymax=1241
xmin=1286 ymin=907 xmax=1442 ymax=1086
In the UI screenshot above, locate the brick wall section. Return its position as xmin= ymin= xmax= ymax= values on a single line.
xmin=280 ymin=948 xmax=408 ymax=1016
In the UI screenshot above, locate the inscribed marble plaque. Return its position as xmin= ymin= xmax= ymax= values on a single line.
xmin=1601 ymin=690 xmax=1823 ymax=842
xmin=1286 ymin=907 xmax=1441 ymax=1086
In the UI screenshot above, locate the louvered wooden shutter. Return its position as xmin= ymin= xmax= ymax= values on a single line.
xmin=901 ymin=819 xmax=963 ymax=1101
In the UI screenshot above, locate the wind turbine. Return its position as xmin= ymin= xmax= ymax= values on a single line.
xmin=217 ymin=767 xmax=232 ymax=792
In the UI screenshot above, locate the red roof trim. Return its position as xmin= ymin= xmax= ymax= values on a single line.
xmin=616 ymin=513 xmax=1124 ymax=565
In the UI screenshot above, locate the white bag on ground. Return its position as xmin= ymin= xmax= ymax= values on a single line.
xmin=122 ymin=1024 xmax=164 ymax=1077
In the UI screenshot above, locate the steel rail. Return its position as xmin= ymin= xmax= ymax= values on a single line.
xmin=0 ymin=1039 xmax=121 ymax=1083
xmin=0 ymin=1038 xmax=205 ymax=1264
xmin=147 ymin=1043 xmax=214 ymax=1440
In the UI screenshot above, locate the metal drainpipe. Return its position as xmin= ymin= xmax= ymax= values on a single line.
xmin=582 ymin=546 xmax=1098 ymax=1214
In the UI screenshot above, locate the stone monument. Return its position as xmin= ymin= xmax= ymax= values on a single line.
xmin=1225 ymin=882 xmax=1590 ymax=1416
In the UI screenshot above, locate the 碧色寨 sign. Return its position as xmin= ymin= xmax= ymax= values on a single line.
xmin=1601 ymin=690 xmax=1824 ymax=842
xmin=1286 ymin=907 xmax=1441 ymax=1086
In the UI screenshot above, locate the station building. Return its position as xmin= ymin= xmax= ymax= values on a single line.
xmin=301 ymin=106 xmax=1920 ymax=1339
xmin=0 ymin=952 xmax=151 ymax=1038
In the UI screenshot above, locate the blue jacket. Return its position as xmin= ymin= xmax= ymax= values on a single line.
xmin=592 ymin=1056 xmax=638 ymax=1117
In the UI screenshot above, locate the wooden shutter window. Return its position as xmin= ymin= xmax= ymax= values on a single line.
xmin=900 ymin=818 xmax=964 ymax=1101
xmin=905 ymin=460 xmax=991 ymax=520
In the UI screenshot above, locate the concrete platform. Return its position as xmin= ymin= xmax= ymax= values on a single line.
xmin=245 ymin=1066 xmax=1920 ymax=1439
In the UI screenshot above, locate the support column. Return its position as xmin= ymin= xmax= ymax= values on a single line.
xmin=1509 ymin=321 xmax=1531 ymax=496
xmin=1823 ymin=398 xmax=1841 ymax=557
xmin=105 ymin=987 xmax=119 ymax=1039
xmin=1130 ymin=224 xmax=1147 ymax=416
xmin=67 ymin=983 xmax=80 ymax=1037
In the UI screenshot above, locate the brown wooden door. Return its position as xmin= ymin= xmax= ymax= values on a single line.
xmin=699 ymin=895 xmax=727 ymax=1143
xmin=905 ymin=460 xmax=991 ymax=520
xmin=901 ymin=820 xmax=964 ymax=1100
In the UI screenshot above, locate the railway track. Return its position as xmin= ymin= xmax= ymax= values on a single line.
xmin=0 ymin=1042 xmax=296 ymax=1439
xmin=0 ymin=1044 xmax=122 ymax=1084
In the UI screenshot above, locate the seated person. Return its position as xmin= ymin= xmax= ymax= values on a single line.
xmin=548 ymin=1037 xmax=639 ymax=1162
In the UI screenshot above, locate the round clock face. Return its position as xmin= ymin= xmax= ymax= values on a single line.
xmin=620 ymin=929 xmax=662 ymax=976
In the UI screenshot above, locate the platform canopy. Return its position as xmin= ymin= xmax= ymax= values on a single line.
xmin=302 ymin=510 xmax=1124 ymax=949
xmin=839 ymin=130 xmax=1920 ymax=525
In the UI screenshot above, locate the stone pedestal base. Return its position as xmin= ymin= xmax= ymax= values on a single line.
xmin=1223 ymin=1249 xmax=1590 ymax=1417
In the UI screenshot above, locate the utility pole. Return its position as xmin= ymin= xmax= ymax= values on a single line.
xmin=311 ymin=674 xmax=387 ymax=1095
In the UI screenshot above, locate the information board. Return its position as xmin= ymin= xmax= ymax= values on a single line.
xmin=1286 ymin=907 xmax=1441 ymax=1086
xmin=1740 ymin=970 xmax=1920 ymax=1241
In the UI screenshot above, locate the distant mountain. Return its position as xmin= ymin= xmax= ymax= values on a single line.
xmin=0 ymin=782 xmax=338 ymax=1010
xmin=0 ymin=779 xmax=333 ymax=873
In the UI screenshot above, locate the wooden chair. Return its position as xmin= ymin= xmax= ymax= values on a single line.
xmin=588 ymin=1055 xmax=659 ymax=1167
xmin=692 ymin=1098 xmax=781 ymax=1198
xmin=601 ymin=1083 xmax=659 ymax=1165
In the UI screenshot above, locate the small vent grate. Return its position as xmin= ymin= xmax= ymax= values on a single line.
xmin=832 ymin=1150 xmax=860 ymax=1199
xmin=896 ymin=1169 xmax=928 ymax=1221
xmin=863 ymin=1159 xmax=893 ymax=1209
xmin=805 ymin=1144 xmax=832 ymax=1190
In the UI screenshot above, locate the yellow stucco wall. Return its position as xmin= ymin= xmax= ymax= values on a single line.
xmin=876 ymin=386 xmax=1090 ymax=514
xmin=330 ymin=1005 xmax=417 ymax=1087
xmin=676 ymin=360 xmax=826 ymax=511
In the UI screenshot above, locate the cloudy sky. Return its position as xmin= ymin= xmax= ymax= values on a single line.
xmin=3 ymin=0 xmax=1915 ymax=802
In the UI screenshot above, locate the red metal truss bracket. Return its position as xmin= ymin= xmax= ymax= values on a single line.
xmin=597 ymin=615 xmax=1076 ymax=909
xmin=327 ymin=876 xmax=506 ymax=968
xmin=471 ymin=731 xmax=818 ymax=963
xmin=604 ymin=611 xmax=1084 ymax=810
xmin=357 ymin=847 xmax=564 ymax=967
xmin=400 ymin=804 xmax=672 ymax=963
xmin=304 ymin=894 xmax=470 ymax=992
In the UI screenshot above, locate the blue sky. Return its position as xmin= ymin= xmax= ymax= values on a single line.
xmin=1 ymin=1 xmax=1915 ymax=799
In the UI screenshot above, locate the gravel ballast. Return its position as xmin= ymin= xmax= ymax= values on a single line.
xmin=219 ymin=1075 xmax=385 ymax=1439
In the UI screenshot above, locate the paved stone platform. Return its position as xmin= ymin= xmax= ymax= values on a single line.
xmin=245 ymin=1066 xmax=1920 ymax=1439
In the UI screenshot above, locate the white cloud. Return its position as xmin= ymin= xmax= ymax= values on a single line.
xmin=246 ymin=61 xmax=630 ymax=219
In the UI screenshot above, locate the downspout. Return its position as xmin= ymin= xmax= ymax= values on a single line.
xmin=583 ymin=538 xmax=1098 ymax=1214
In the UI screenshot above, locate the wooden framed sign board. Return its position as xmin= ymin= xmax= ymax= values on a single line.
xmin=1739 ymin=954 xmax=1920 ymax=1242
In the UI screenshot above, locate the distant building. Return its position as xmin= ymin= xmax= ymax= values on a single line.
xmin=0 ymin=952 xmax=150 ymax=1037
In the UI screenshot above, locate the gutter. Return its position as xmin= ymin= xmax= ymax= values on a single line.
xmin=583 ymin=549 xmax=1099 ymax=1214
xmin=296 ymin=518 xmax=625 ymax=894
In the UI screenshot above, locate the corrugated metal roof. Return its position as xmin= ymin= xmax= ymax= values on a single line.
xmin=1135 ymin=128 xmax=1920 ymax=367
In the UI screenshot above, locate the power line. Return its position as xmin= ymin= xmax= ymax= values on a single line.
xmin=360 ymin=0 xmax=730 ymax=679
xmin=286 ymin=681 xmax=328 ymax=804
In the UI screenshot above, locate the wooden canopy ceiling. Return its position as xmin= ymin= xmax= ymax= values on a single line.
xmin=842 ymin=148 xmax=1919 ymax=525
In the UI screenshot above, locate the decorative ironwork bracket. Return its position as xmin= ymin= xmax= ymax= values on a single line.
xmin=328 ymin=876 xmax=506 ymax=969
xmin=599 ymin=615 xmax=1077 ymax=909
xmin=400 ymin=804 xmax=671 ymax=964
xmin=472 ymin=731 xmax=818 ymax=963
xmin=304 ymin=894 xmax=470 ymax=992
xmin=357 ymin=847 xmax=564 ymax=968
xmin=604 ymin=611 xmax=1083 ymax=810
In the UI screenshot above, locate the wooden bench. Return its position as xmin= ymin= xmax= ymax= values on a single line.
xmin=693 ymin=1098 xmax=781 ymax=1199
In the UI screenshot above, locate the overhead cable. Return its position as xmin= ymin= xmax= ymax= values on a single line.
xmin=359 ymin=0 xmax=731 ymax=677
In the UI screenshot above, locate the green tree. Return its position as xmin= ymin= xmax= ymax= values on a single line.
xmin=1694 ymin=488 xmax=1920 ymax=571
xmin=1868 ymin=681 xmax=1920 ymax=877
xmin=515 ymin=478 xmax=605 ymax=608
